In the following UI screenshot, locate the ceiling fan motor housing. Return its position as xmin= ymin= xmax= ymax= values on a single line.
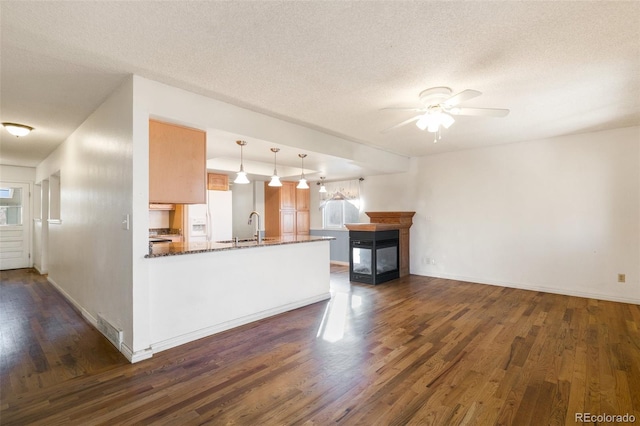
xmin=419 ymin=87 xmax=453 ymax=106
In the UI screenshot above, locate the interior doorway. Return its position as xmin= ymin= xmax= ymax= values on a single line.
xmin=0 ymin=182 xmax=31 ymax=270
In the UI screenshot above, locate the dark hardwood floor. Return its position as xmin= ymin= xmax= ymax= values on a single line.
xmin=1 ymin=265 xmax=639 ymax=425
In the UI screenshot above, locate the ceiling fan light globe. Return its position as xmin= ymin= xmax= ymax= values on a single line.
xmin=319 ymin=184 xmax=327 ymax=193
xmin=441 ymin=113 xmax=455 ymax=129
xmin=427 ymin=123 xmax=440 ymax=133
xmin=416 ymin=115 xmax=429 ymax=130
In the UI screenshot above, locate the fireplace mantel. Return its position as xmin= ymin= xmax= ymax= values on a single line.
xmin=365 ymin=211 xmax=416 ymax=227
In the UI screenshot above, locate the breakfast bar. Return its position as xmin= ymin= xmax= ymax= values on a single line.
xmin=146 ymin=236 xmax=333 ymax=354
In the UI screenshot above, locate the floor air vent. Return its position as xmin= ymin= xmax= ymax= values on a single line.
xmin=97 ymin=314 xmax=123 ymax=350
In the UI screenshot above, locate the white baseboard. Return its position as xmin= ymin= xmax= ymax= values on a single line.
xmin=150 ymin=292 xmax=332 ymax=355
xmin=34 ymin=265 xmax=47 ymax=275
xmin=44 ymin=277 xmax=333 ymax=364
xmin=47 ymin=276 xmax=98 ymax=326
xmin=122 ymin=344 xmax=153 ymax=363
xmin=413 ymin=271 xmax=640 ymax=305
xmin=46 ymin=276 xmax=138 ymax=359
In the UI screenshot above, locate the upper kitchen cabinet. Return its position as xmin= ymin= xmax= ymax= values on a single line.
xmin=207 ymin=173 xmax=229 ymax=191
xmin=149 ymin=119 xmax=206 ymax=204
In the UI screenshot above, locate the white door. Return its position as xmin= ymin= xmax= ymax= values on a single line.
xmin=0 ymin=182 xmax=31 ymax=270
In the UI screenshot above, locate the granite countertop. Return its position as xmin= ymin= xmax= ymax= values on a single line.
xmin=146 ymin=235 xmax=335 ymax=258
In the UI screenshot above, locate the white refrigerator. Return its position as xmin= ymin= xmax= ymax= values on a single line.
xmin=185 ymin=190 xmax=233 ymax=243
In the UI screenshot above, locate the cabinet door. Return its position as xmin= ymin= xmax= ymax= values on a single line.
xmin=207 ymin=173 xmax=229 ymax=191
xmin=296 ymin=210 xmax=310 ymax=235
xmin=296 ymin=188 xmax=310 ymax=211
xmin=149 ymin=120 xmax=206 ymax=204
xmin=281 ymin=182 xmax=296 ymax=210
xmin=281 ymin=210 xmax=296 ymax=236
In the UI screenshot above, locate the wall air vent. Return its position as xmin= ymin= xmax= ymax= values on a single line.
xmin=97 ymin=314 xmax=123 ymax=351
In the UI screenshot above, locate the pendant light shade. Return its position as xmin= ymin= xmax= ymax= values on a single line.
xmin=234 ymin=140 xmax=250 ymax=184
xmin=268 ymin=148 xmax=282 ymax=187
xmin=297 ymin=154 xmax=309 ymax=189
xmin=2 ymin=122 xmax=33 ymax=137
xmin=318 ymin=176 xmax=327 ymax=193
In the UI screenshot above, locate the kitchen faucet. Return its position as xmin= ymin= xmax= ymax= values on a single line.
xmin=248 ymin=211 xmax=262 ymax=244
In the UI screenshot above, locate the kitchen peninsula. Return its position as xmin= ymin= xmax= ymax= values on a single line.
xmin=145 ymin=235 xmax=333 ymax=354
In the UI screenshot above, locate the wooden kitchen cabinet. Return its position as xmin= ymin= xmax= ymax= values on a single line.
xmin=149 ymin=203 xmax=175 ymax=210
xmin=296 ymin=210 xmax=310 ymax=235
xmin=149 ymin=119 xmax=206 ymax=204
xmin=264 ymin=181 xmax=310 ymax=238
xmin=207 ymin=173 xmax=229 ymax=191
xmin=296 ymin=188 xmax=310 ymax=211
xmin=281 ymin=182 xmax=296 ymax=210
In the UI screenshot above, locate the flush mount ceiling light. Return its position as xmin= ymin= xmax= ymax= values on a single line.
xmin=2 ymin=122 xmax=34 ymax=137
xmin=233 ymin=140 xmax=250 ymax=184
xmin=268 ymin=148 xmax=282 ymax=187
xmin=318 ymin=176 xmax=327 ymax=193
xmin=297 ymin=154 xmax=309 ymax=189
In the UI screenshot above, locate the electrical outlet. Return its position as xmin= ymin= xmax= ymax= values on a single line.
xmin=618 ymin=274 xmax=626 ymax=283
xmin=422 ymin=256 xmax=430 ymax=265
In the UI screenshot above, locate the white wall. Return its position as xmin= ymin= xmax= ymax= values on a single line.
xmin=363 ymin=127 xmax=640 ymax=304
xmin=0 ymin=165 xmax=36 ymax=182
xmin=35 ymin=78 xmax=135 ymax=350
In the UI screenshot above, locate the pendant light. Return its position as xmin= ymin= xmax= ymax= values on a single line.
xmin=318 ymin=176 xmax=327 ymax=193
xmin=297 ymin=154 xmax=309 ymax=189
xmin=2 ymin=122 xmax=33 ymax=137
xmin=268 ymin=148 xmax=282 ymax=187
xmin=233 ymin=140 xmax=250 ymax=184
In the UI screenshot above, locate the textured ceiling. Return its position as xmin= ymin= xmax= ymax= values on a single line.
xmin=1 ymin=1 xmax=639 ymax=172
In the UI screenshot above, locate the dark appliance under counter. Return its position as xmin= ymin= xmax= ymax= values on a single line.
xmin=348 ymin=229 xmax=399 ymax=285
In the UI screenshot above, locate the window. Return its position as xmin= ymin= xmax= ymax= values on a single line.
xmin=0 ymin=186 xmax=23 ymax=226
xmin=320 ymin=179 xmax=362 ymax=229
xmin=323 ymin=199 xmax=360 ymax=228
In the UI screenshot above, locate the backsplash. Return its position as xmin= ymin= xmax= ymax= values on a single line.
xmin=149 ymin=210 xmax=169 ymax=229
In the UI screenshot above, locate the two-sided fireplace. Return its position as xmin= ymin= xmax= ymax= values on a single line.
xmin=349 ymin=229 xmax=400 ymax=285
xmin=346 ymin=212 xmax=415 ymax=285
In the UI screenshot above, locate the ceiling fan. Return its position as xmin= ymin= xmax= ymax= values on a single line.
xmin=381 ymin=87 xmax=509 ymax=140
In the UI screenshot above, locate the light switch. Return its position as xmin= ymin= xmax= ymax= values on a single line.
xmin=122 ymin=214 xmax=130 ymax=230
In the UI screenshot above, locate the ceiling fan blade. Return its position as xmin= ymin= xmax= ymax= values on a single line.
xmin=443 ymin=89 xmax=482 ymax=107
xmin=379 ymin=106 xmax=425 ymax=112
xmin=449 ymin=107 xmax=510 ymax=117
xmin=381 ymin=115 xmax=422 ymax=133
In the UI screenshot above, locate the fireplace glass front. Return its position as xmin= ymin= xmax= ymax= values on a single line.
xmin=349 ymin=229 xmax=400 ymax=285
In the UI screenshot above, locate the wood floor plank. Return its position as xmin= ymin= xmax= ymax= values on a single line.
xmin=1 ymin=267 xmax=639 ymax=424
